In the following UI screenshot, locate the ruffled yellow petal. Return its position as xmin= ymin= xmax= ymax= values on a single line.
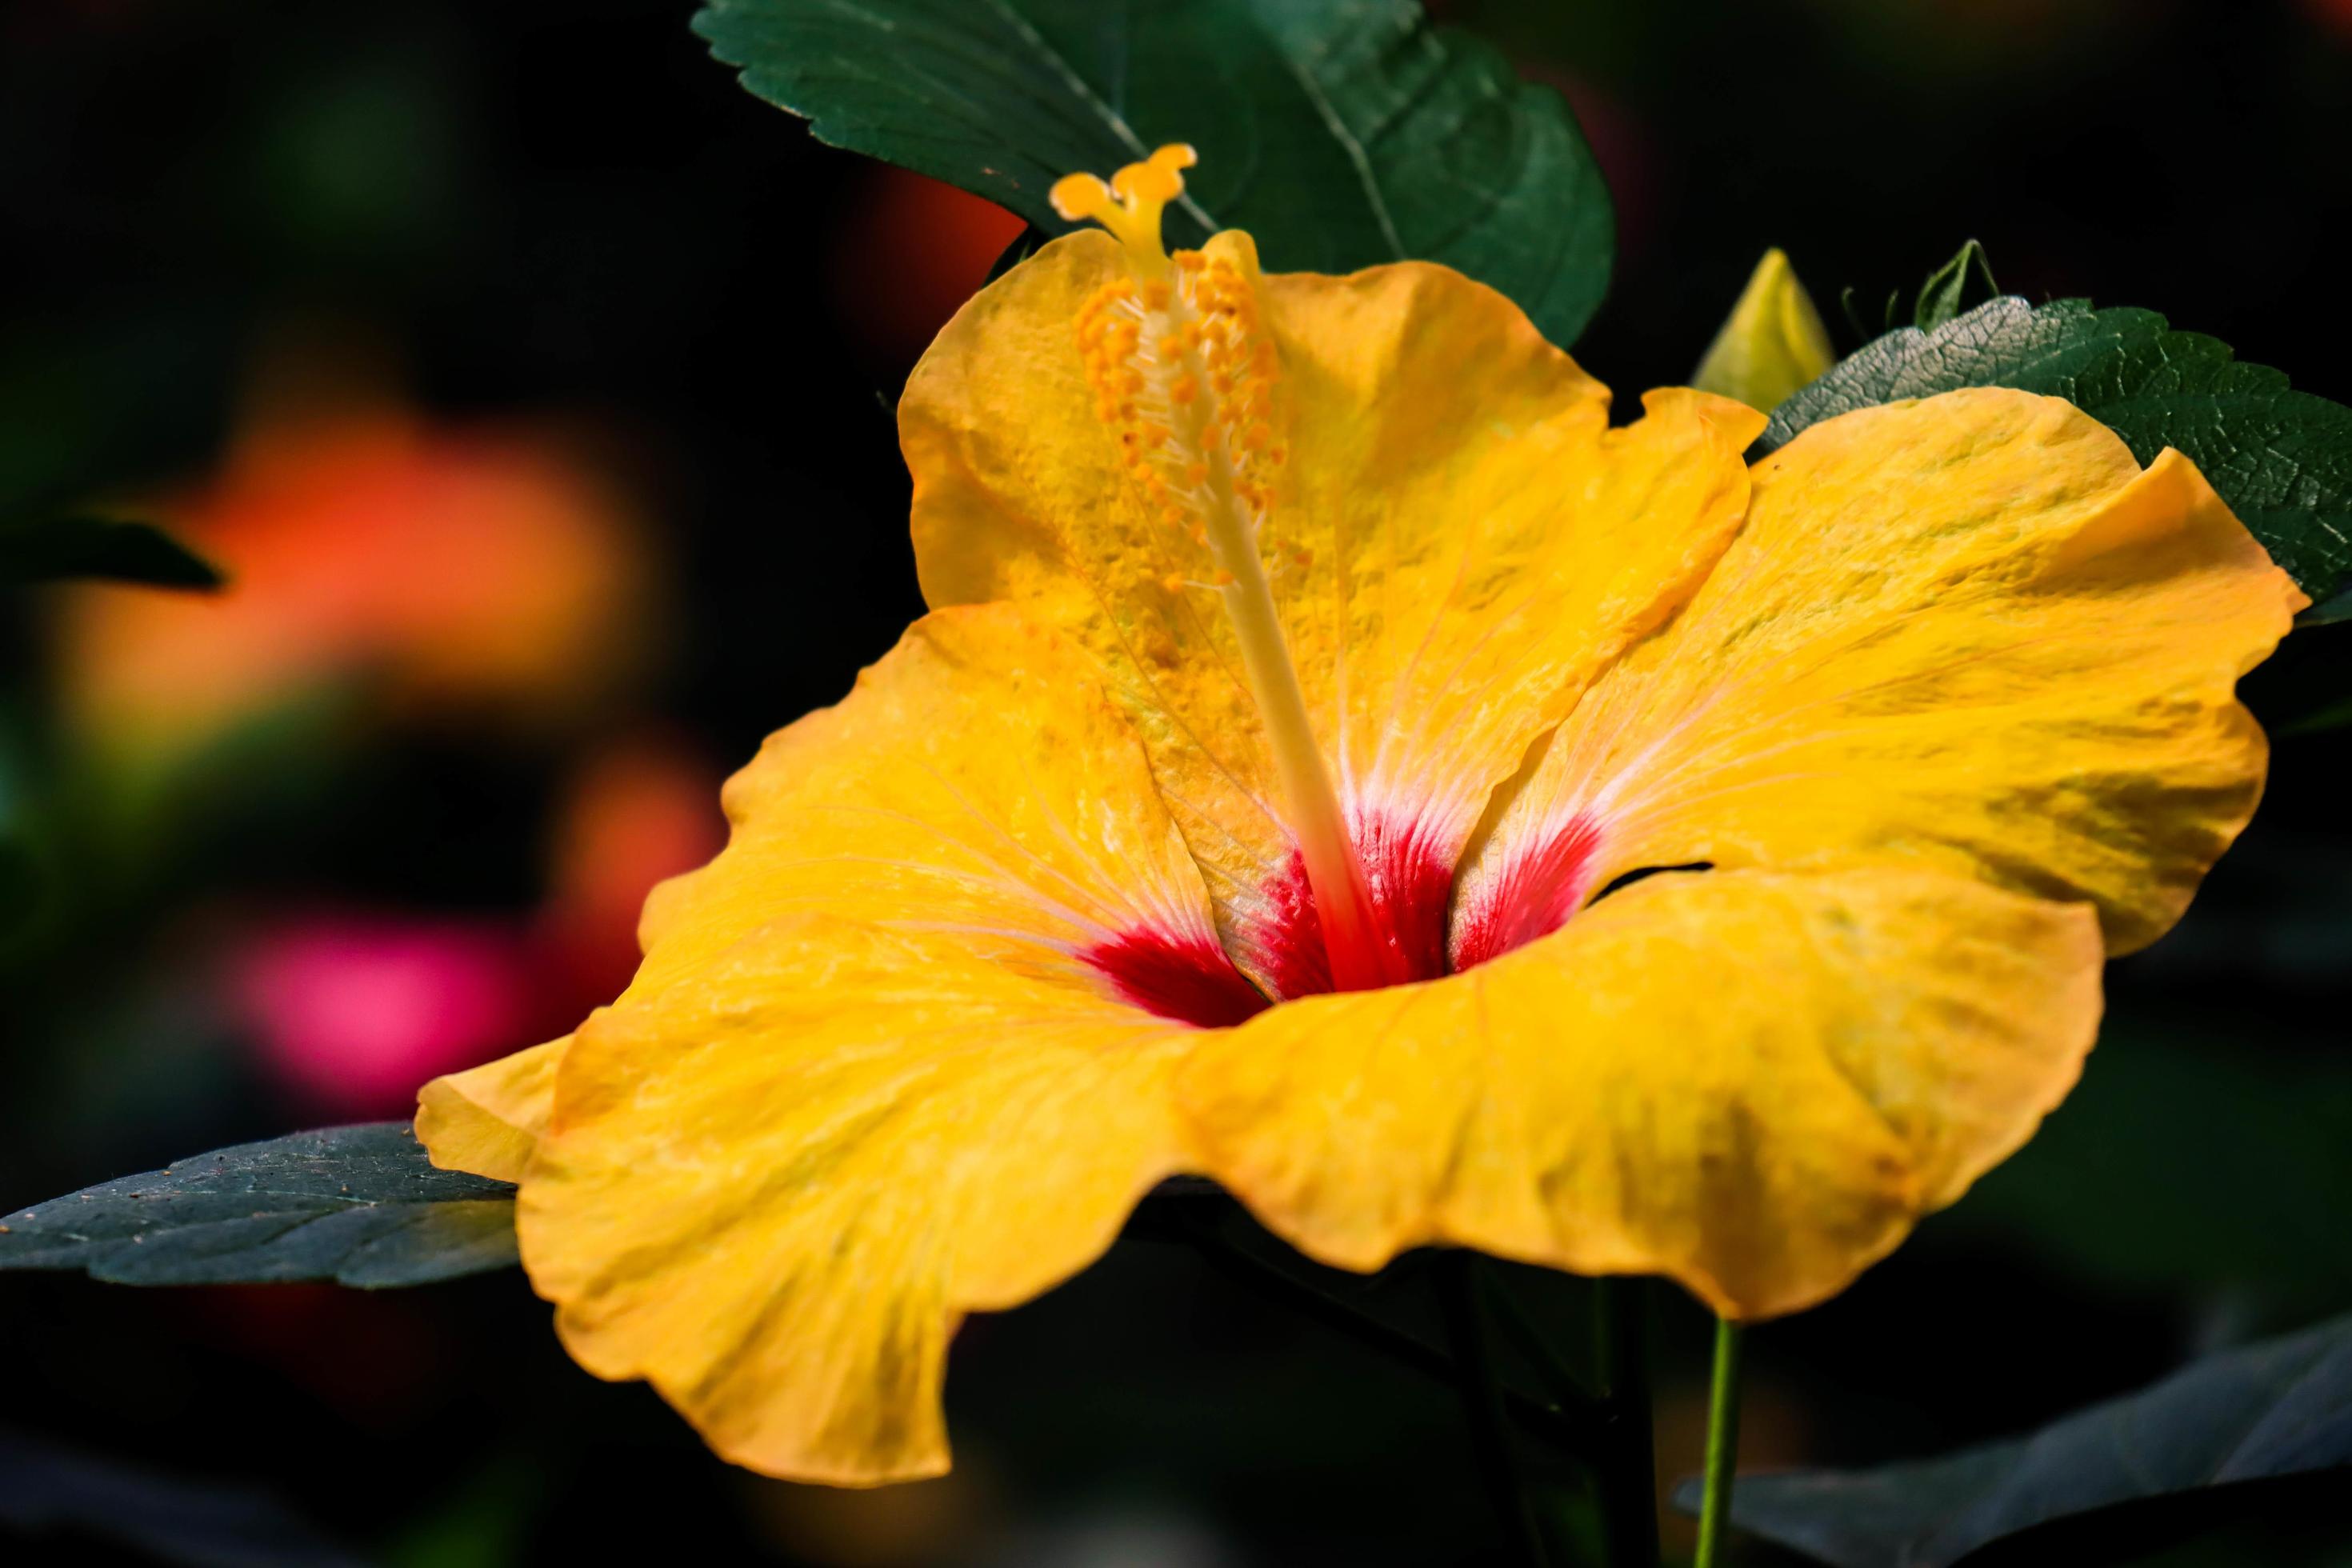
xmin=522 ymin=918 xmax=1194 ymax=1483
xmin=628 ymin=600 xmax=1234 ymax=1010
xmin=440 ymin=599 xmax=1243 ymax=1483
xmin=416 ymin=1036 xmax=566 ymax=1184
xmin=1458 ymin=388 xmax=2305 ymax=958
xmin=904 ymin=230 xmax=1762 ymax=989
xmin=1180 ymin=867 xmax=2104 ymax=1319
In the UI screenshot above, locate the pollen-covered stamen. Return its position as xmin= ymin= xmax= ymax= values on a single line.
xmin=1059 ymin=146 xmax=1402 ymax=994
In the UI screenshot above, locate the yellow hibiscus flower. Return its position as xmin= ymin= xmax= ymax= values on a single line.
xmin=418 ymin=146 xmax=2302 ymax=1486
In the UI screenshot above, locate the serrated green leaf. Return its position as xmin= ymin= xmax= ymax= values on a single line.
xmin=1766 ymin=297 xmax=2352 ymax=604
xmin=0 ymin=1123 xmax=517 ymax=1289
xmin=0 ymin=514 xmax=222 ymax=589
xmin=1670 ymin=1313 xmax=2352 ymax=1567
xmin=1911 ymin=238 xmax=1998 ymax=333
xmin=691 ymin=0 xmax=1614 ymax=346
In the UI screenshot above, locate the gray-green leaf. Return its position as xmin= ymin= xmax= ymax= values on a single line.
xmin=1670 ymin=1312 xmax=2352 ymax=1567
xmin=692 ymin=0 xmax=1614 ymax=346
xmin=1766 ymin=297 xmax=2352 ymax=606
xmin=0 ymin=1123 xmax=518 ymax=1289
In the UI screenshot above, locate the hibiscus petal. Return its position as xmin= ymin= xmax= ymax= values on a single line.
xmin=420 ymin=600 xmax=1224 ymax=1482
xmin=630 ymin=599 xmax=1234 ymax=1006
xmin=1180 ymin=867 xmax=2103 ymax=1319
xmin=416 ymin=1035 xmax=565 ymax=1184
xmin=1457 ymin=388 xmax=2305 ymax=962
xmin=522 ymin=918 xmax=1194 ymax=1483
xmin=905 ymin=231 xmax=1760 ymax=988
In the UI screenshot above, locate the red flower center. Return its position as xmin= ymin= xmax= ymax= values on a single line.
xmin=1083 ymin=807 xmax=1605 ymax=1028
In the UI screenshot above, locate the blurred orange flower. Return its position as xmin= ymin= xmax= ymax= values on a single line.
xmin=55 ymin=402 xmax=653 ymax=766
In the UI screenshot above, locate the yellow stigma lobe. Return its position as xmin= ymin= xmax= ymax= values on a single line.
xmin=1058 ymin=147 xmax=1399 ymax=994
xmin=1051 ymin=143 xmax=1196 ymax=274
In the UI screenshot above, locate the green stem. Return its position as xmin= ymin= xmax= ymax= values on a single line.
xmin=1694 ymin=1317 xmax=1747 ymax=1568
xmin=1434 ymin=1254 xmax=1550 ymax=1567
xmin=1592 ymin=1279 xmax=1660 ymax=1568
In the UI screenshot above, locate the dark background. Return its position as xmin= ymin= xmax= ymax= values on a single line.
xmin=4 ymin=0 xmax=2350 ymax=1563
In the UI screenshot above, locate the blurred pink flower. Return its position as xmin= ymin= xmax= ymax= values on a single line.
xmin=226 ymin=912 xmax=535 ymax=1120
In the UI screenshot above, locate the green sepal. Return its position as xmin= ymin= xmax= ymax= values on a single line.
xmin=1911 ymin=238 xmax=1998 ymax=332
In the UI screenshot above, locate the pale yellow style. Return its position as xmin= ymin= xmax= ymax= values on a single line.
xmin=421 ymin=146 xmax=2302 ymax=1485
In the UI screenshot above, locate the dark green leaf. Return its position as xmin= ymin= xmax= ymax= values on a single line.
xmin=0 ymin=1123 xmax=517 ymax=1288
xmin=692 ymin=0 xmax=1614 ymax=346
xmin=1912 ymin=239 xmax=1997 ymax=332
xmin=2303 ymin=584 xmax=2352 ymax=626
xmin=1766 ymin=297 xmax=2352 ymax=603
xmin=0 ymin=514 xmax=222 ymax=589
xmin=1669 ymin=1314 xmax=2352 ymax=1567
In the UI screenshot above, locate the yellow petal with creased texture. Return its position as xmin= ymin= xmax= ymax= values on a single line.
xmin=1181 ymin=866 xmax=2102 ymax=1319
xmin=1457 ymin=387 xmax=2305 ymax=958
xmin=423 ymin=602 xmax=1228 ymax=1483
xmin=904 ymin=230 xmax=1761 ymax=988
xmin=524 ymin=918 xmax=1193 ymax=1484
xmin=416 ymin=1036 xmax=566 ymax=1185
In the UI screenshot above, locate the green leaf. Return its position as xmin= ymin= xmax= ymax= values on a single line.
xmin=691 ymin=0 xmax=1614 ymax=346
xmin=0 ymin=1123 xmax=517 ymax=1288
xmin=1766 ymin=297 xmax=2352 ymax=604
xmin=0 ymin=514 xmax=222 ymax=589
xmin=2303 ymin=584 xmax=2352 ymax=626
xmin=1669 ymin=1313 xmax=2352 ymax=1567
xmin=1911 ymin=238 xmax=1997 ymax=333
